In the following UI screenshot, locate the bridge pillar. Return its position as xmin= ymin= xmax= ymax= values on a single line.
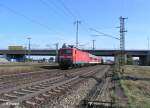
xmin=124 ymin=53 xmax=127 ymax=65
xmin=146 ymin=51 xmax=150 ymax=65
xmin=139 ymin=51 xmax=150 ymax=66
xmin=139 ymin=56 xmax=148 ymax=66
xmin=6 ymin=54 xmax=25 ymax=62
xmin=114 ymin=51 xmax=127 ymax=65
xmin=126 ymin=55 xmax=133 ymax=65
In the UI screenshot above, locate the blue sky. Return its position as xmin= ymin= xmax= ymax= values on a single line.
xmin=0 ymin=0 xmax=150 ymax=50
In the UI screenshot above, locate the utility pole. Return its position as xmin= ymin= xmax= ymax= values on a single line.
xmin=74 ymin=20 xmax=81 ymax=48
xmin=27 ymin=37 xmax=31 ymax=62
xmin=92 ymin=40 xmax=95 ymax=50
xmin=119 ymin=16 xmax=127 ymax=65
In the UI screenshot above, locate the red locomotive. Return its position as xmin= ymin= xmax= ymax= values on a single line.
xmin=58 ymin=46 xmax=103 ymax=69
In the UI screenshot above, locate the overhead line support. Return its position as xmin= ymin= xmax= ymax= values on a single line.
xmin=119 ymin=16 xmax=127 ymax=66
xmin=74 ymin=20 xmax=81 ymax=48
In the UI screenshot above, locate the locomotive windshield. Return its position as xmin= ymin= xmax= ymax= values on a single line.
xmin=64 ymin=50 xmax=72 ymax=54
xmin=60 ymin=49 xmax=72 ymax=54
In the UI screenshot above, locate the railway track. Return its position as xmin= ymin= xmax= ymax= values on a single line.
xmin=0 ymin=65 xmax=107 ymax=108
xmin=81 ymin=66 xmax=114 ymax=108
xmin=0 ymin=66 xmax=104 ymax=90
xmin=0 ymin=69 xmax=59 ymax=90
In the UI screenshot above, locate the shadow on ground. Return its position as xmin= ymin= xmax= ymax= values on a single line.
xmin=40 ymin=65 xmax=59 ymax=69
xmin=113 ymin=75 xmax=150 ymax=81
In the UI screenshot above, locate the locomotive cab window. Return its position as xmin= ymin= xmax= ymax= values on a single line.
xmin=64 ymin=50 xmax=72 ymax=54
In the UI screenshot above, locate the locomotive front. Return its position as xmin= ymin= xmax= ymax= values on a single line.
xmin=58 ymin=48 xmax=73 ymax=69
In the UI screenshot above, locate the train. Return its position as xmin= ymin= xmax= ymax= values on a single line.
xmin=58 ymin=46 xmax=103 ymax=69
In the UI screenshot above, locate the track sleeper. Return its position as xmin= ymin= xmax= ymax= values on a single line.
xmin=13 ymin=91 xmax=27 ymax=95
xmin=33 ymin=86 xmax=45 ymax=89
xmin=3 ymin=94 xmax=18 ymax=98
xmin=0 ymin=99 xmax=9 ymax=102
xmin=21 ymin=89 xmax=34 ymax=93
xmin=56 ymin=87 xmax=65 ymax=90
xmin=38 ymin=84 xmax=49 ymax=87
xmin=34 ymin=97 xmax=45 ymax=101
xmin=48 ymin=91 xmax=57 ymax=95
xmin=25 ymin=100 xmax=37 ymax=106
xmin=27 ymin=87 xmax=39 ymax=91
xmin=52 ymin=89 xmax=61 ymax=93
xmin=42 ymin=93 xmax=50 ymax=97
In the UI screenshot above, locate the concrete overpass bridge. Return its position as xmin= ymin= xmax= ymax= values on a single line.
xmin=0 ymin=49 xmax=149 ymax=65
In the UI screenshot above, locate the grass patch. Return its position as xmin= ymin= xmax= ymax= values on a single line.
xmin=123 ymin=65 xmax=150 ymax=78
xmin=0 ymin=66 xmax=42 ymax=75
xmin=0 ymin=62 xmax=53 ymax=75
xmin=0 ymin=62 xmax=50 ymax=67
xmin=119 ymin=65 xmax=150 ymax=108
xmin=121 ymin=80 xmax=150 ymax=108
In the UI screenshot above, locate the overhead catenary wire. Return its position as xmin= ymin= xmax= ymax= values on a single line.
xmin=42 ymin=0 xmax=117 ymax=38
xmin=0 ymin=3 xmax=62 ymax=36
xmin=39 ymin=0 xmax=73 ymax=21
xmin=56 ymin=0 xmax=94 ymax=47
xmin=55 ymin=0 xmax=94 ymax=48
xmin=90 ymin=28 xmax=120 ymax=40
xmin=58 ymin=0 xmax=88 ymax=25
xmin=57 ymin=0 xmax=96 ymax=32
xmin=62 ymin=1 xmax=117 ymax=36
xmin=57 ymin=0 xmax=88 ymax=31
xmin=40 ymin=0 xmax=118 ymax=46
xmin=44 ymin=0 xmax=83 ymax=47
xmin=41 ymin=0 xmax=89 ymax=34
xmin=58 ymin=0 xmax=77 ymax=20
xmin=49 ymin=0 xmax=120 ymax=51
xmin=40 ymin=0 xmax=118 ymax=44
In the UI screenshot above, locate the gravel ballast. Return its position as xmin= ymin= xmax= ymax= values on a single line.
xmin=45 ymin=66 xmax=110 ymax=108
xmin=45 ymin=78 xmax=97 ymax=108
